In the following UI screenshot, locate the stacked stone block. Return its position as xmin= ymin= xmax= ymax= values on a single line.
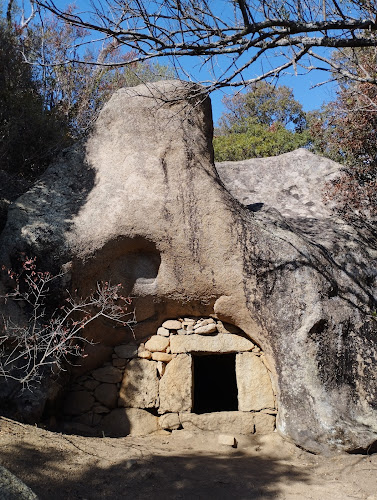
xmin=62 ymin=317 xmax=276 ymax=437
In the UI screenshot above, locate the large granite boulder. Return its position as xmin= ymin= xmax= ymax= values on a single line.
xmin=216 ymin=148 xmax=341 ymax=219
xmin=0 ymin=80 xmax=376 ymax=454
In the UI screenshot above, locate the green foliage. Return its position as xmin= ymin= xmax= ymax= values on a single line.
xmin=218 ymin=82 xmax=307 ymax=134
xmin=214 ymin=120 xmax=310 ymax=162
xmin=0 ymin=3 xmax=174 ymax=181
xmin=214 ymin=82 xmax=310 ymax=162
xmin=0 ymin=20 xmax=69 ymax=179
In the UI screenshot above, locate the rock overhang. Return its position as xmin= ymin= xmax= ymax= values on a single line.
xmin=0 ymin=80 xmax=376 ymax=454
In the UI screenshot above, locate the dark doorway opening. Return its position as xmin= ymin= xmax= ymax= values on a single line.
xmin=193 ymin=353 xmax=238 ymax=414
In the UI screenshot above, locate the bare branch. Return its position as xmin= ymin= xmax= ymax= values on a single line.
xmin=304 ymin=49 xmax=377 ymax=83
xmin=0 ymin=258 xmax=135 ymax=389
xmin=27 ymin=0 xmax=377 ymax=90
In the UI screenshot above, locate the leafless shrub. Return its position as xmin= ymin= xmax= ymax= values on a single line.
xmin=0 ymin=256 xmax=134 ymax=390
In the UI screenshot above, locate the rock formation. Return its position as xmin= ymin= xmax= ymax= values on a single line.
xmin=0 ymin=170 xmax=30 ymax=234
xmin=0 ymin=465 xmax=38 ymax=500
xmin=0 ymin=80 xmax=376 ymax=454
xmin=216 ymin=148 xmax=341 ymax=219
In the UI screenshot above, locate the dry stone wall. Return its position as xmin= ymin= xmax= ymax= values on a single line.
xmin=62 ymin=317 xmax=276 ymax=437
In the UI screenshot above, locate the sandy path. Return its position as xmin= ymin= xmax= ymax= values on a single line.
xmin=0 ymin=417 xmax=376 ymax=499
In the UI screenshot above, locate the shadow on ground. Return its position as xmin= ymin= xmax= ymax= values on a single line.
xmin=0 ymin=438 xmax=309 ymax=500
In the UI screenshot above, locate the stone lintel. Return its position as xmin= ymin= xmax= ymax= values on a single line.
xmin=170 ymin=333 xmax=254 ymax=354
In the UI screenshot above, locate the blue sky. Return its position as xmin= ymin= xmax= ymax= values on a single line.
xmin=49 ymin=0 xmax=338 ymax=125
xmin=181 ymin=57 xmax=337 ymax=125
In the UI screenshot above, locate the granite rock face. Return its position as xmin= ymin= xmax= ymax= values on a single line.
xmin=0 ymin=465 xmax=38 ymax=500
xmin=216 ymin=149 xmax=341 ymax=219
xmin=1 ymin=80 xmax=376 ymax=453
xmin=63 ymin=391 xmax=95 ymax=416
xmin=159 ymin=354 xmax=192 ymax=414
xmin=170 ymin=332 xmax=254 ymax=353
xmin=179 ymin=411 xmax=256 ymax=434
xmin=101 ymin=407 xmax=159 ymax=437
xmin=236 ymin=353 xmax=275 ymax=411
xmin=119 ymin=359 xmax=159 ymax=408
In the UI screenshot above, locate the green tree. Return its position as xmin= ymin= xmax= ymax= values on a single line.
xmin=0 ymin=1 xmax=174 ymax=181
xmin=214 ymin=82 xmax=310 ymax=162
xmin=218 ymin=82 xmax=307 ymax=134
xmin=0 ymin=18 xmax=69 ymax=179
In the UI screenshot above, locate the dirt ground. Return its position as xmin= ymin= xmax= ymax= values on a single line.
xmin=0 ymin=417 xmax=376 ymax=500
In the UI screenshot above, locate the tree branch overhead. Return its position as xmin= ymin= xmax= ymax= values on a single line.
xmin=33 ymin=0 xmax=377 ymax=89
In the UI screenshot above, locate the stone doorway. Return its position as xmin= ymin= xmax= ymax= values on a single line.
xmin=193 ymin=353 xmax=238 ymax=414
xmin=62 ymin=317 xmax=277 ymax=437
